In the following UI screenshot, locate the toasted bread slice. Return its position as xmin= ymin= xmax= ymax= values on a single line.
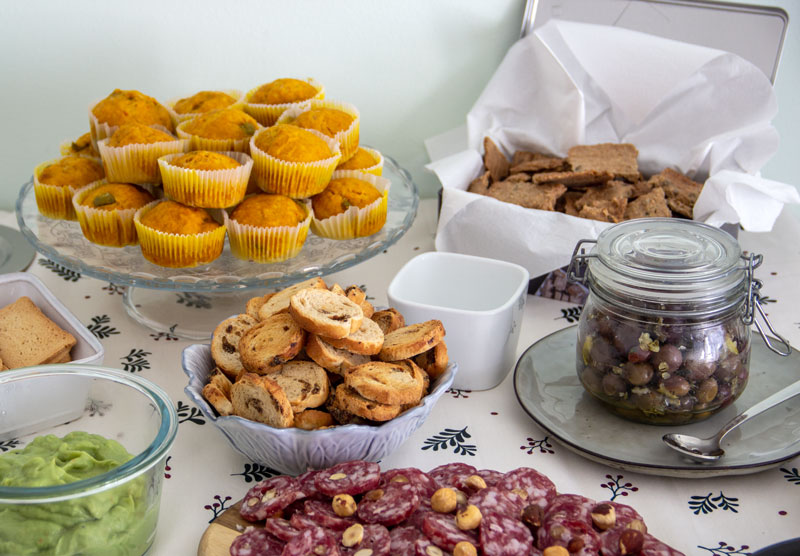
xmin=202 ymin=382 xmax=234 ymax=417
xmin=324 ymin=317 xmax=384 ymax=355
xmin=239 ymin=313 xmax=306 ymax=375
xmin=329 ymin=283 xmax=347 ymax=296
xmin=344 ymin=360 xmax=425 ymax=406
xmin=231 ymin=373 xmax=294 ymax=428
xmin=245 ymin=293 xmax=274 ymax=321
xmin=211 ymin=314 xmax=259 ymax=379
xmin=305 ymin=333 xmax=371 ymax=375
xmin=328 ymin=384 xmax=403 ymax=422
xmin=370 ymin=308 xmax=405 ymax=335
xmin=413 ymin=340 xmax=449 ymax=380
xmin=271 ymin=360 xmax=330 ymax=412
xmin=0 ymin=297 xmax=77 ymax=369
xmin=294 ymin=409 xmax=336 ymax=430
xmin=378 ymin=320 xmax=445 ymax=362
xmin=288 ymin=288 xmax=363 ymax=339
xmin=257 ymin=277 xmax=327 ymax=321
xmin=208 ymin=368 xmax=233 ymax=399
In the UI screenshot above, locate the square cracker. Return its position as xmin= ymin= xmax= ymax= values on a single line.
xmin=649 ymin=168 xmax=703 ymax=218
xmin=575 ymin=180 xmax=633 ymax=211
xmin=567 ymin=143 xmax=640 ymax=182
xmin=483 ymin=137 xmax=510 ymax=183
xmin=578 ymin=198 xmax=628 ymax=223
xmin=0 ymin=296 xmax=76 ymax=369
xmin=624 ymin=186 xmax=672 ymax=220
xmin=485 ymin=181 xmax=567 ymax=211
xmin=532 ymin=169 xmax=613 ymax=188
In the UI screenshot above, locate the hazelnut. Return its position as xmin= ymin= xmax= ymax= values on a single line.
xmin=329 ymin=472 xmax=347 ymax=480
xmin=353 ymin=550 xmax=373 ymax=556
xmin=390 ymin=474 xmax=410 ymax=484
xmin=342 ymin=523 xmax=364 ymax=547
xmin=465 ymin=475 xmax=487 ymax=491
xmin=590 ymin=503 xmax=616 ymax=531
xmin=363 ymin=489 xmax=384 ymax=501
xmin=455 ymin=504 xmax=482 ymax=530
xmin=567 ymin=537 xmax=585 ymax=552
xmin=619 ymin=529 xmax=645 ymax=555
xmin=543 ymin=547 xmax=570 ymax=556
xmin=260 ymin=489 xmax=276 ymax=502
xmin=426 ymin=546 xmax=444 ymax=556
xmin=510 ymin=488 xmax=529 ymax=500
xmin=521 ymin=504 xmax=544 ymax=532
xmin=431 ymin=487 xmax=458 ymax=513
xmin=332 ymin=493 xmax=357 ymax=517
xmin=453 ymin=541 xmax=478 ymax=556
xmin=627 ymin=519 xmax=647 ymax=534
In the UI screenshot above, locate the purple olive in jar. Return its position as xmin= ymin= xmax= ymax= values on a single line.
xmin=567 ymin=218 xmax=775 ymax=425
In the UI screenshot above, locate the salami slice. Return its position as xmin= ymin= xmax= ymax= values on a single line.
xmin=239 ymin=476 xmax=306 ymax=522
xmin=429 ymin=462 xmax=478 ymax=490
xmin=289 ymin=512 xmax=320 ymax=531
xmin=296 ymin=469 xmax=323 ymax=497
xmin=543 ymin=494 xmax=595 ymax=524
xmin=303 ymin=499 xmax=357 ymax=531
xmin=390 ymin=525 xmax=427 ymax=556
xmin=229 ymin=526 xmax=285 ymax=556
xmin=381 ymin=467 xmax=439 ymax=498
xmin=358 ymin=481 xmax=421 ymax=526
xmin=282 ymin=526 xmax=341 ymax=556
xmin=422 ymin=511 xmax=479 ymax=552
xmin=263 ymin=517 xmax=302 ymax=542
xmin=536 ymin=517 xmax=601 ymax=556
xmin=405 ymin=508 xmax=435 ymax=530
xmin=480 ymin=511 xmax=534 ymax=556
xmin=606 ymin=501 xmax=644 ymax=529
xmin=499 ymin=468 xmax=557 ymax=509
xmin=599 ymin=527 xmax=685 ymax=556
xmin=340 ymin=523 xmax=391 ymax=556
xmin=641 ymin=534 xmax=686 ymax=556
xmin=477 ymin=469 xmax=506 ymax=488
xmin=314 ymin=460 xmax=381 ymax=497
xmin=468 ymin=486 xmax=526 ymax=520
xmin=414 ymin=538 xmax=453 ymax=556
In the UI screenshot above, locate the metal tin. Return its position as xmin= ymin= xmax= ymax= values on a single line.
xmin=521 ymin=0 xmax=788 ymax=84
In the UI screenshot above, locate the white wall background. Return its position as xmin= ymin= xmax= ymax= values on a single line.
xmin=1 ymin=0 xmax=797 ymax=211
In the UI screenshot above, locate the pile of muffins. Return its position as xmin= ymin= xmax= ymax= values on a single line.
xmin=32 ymin=80 xmax=390 ymax=268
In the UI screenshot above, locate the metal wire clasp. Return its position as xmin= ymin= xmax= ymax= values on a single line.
xmin=742 ymin=253 xmax=792 ymax=357
xmin=567 ymin=239 xmax=597 ymax=284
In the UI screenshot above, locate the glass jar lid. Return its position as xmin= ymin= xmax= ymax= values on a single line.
xmin=586 ymin=218 xmax=745 ymax=309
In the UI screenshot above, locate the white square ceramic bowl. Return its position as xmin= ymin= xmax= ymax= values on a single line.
xmin=182 ymin=344 xmax=456 ymax=475
xmin=388 ymin=251 xmax=529 ymax=391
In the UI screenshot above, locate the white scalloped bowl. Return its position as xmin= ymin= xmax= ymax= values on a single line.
xmin=182 ymin=343 xmax=456 ymax=475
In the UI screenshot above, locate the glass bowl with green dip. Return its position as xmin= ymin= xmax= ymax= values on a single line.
xmin=0 ymin=365 xmax=178 ymax=556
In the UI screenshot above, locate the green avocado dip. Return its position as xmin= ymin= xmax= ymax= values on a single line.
xmin=0 ymin=431 xmax=158 ymax=556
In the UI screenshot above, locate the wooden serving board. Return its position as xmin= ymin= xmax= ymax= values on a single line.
xmin=198 ymin=499 xmax=252 ymax=556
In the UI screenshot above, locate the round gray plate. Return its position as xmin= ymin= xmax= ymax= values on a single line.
xmin=514 ymin=326 xmax=800 ymax=478
xmin=0 ymin=225 xmax=35 ymax=274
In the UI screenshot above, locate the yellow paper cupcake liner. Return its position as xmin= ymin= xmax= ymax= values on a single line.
xmin=98 ymin=136 xmax=190 ymax=186
xmin=336 ymin=146 xmax=384 ymax=176
xmin=310 ymin=170 xmax=390 ymax=240
xmin=225 ymin=199 xmax=311 ymax=263
xmin=249 ymin=128 xmax=341 ymax=199
xmin=33 ymin=157 xmax=105 ymax=220
xmin=278 ymin=99 xmax=360 ymax=162
xmin=243 ymin=78 xmax=325 ymax=126
xmin=175 ymin=119 xmax=259 ymax=155
xmin=134 ymin=201 xmax=226 ymax=268
xmin=166 ymin=89 xmax=245 ymax=125
xmin=158 ymin=151 xmax=253 ymax=209
xmin=72 ymin=182 xmax=154 ymax=247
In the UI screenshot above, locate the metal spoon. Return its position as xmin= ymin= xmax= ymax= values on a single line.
xmin=663 ymin=378 xmax=800 ymax=463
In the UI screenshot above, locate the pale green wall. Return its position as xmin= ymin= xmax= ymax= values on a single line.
xmin=1 ymin=0 xmax=797 ymax=211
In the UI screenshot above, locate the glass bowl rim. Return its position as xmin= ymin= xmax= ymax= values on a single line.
xmin=0 ymin=365 xmax=178 ymax=503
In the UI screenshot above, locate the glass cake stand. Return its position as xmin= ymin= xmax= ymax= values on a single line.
xmin=16 ymin=154 xmax=419 ymax=339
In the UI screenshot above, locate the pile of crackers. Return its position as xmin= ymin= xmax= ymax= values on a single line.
xmin=0 ymin=297 xmax=76 ymax=371
xmin=468 ymin=139 xmax=703 ymax=223
xmin=202 ymin=277 xmax=449 ymax=430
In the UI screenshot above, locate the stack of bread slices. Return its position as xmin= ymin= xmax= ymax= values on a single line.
xmin=0 ymin=296 xmax=77 ymax=371
xmin=203 ymin=277 xmax=448 ymax=429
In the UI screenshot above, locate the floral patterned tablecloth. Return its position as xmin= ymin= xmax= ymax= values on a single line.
xmin=2 ymin=200 xmax=799 ymax=556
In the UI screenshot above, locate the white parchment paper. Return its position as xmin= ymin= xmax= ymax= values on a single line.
xmin=426 ymin=20 xmax=800 ymax=278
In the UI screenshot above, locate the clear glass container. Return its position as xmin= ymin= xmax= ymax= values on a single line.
xmin=568 ymin=218 xmax=785 ymax=425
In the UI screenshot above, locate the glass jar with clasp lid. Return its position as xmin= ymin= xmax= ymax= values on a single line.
xmin=567 ymin=218 xmax=790 ymax=425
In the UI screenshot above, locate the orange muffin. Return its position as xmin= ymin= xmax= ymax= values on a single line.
xmin=89 ymin=89 xmax=174 ymax=146
xmin=249 ymin=124 xmax=340 ymax=198
xmin=177 ymin=108 xmax=261 ymax=153
xmin=169 ymin=90 xmax=243 ymax=123
xmin=226 ymin=194 xmax=311 ymax=262
xmin=310 ymin=171 xmax=390 ymax=239
xmin=60 ymin=132 xmax=99 ymax=158
xmin=73 ymin=182 xmax=155 ymax=246
xmin=336 ymin=146 xmax=383 ymax=176
xmin=98 ymin=123 xmax=188 ymax=185
xmin=278 ymin=100 xmax=360 ymax=161
xmin=134 ymin=200 xmax=226 ymax=267
xmin=243 ymin=77 xmax=325 ymax=126
xmin=34 ymin=156 xmax=105 ymax=220
xmin=159 ymin=150 xmax=253 ymax=208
